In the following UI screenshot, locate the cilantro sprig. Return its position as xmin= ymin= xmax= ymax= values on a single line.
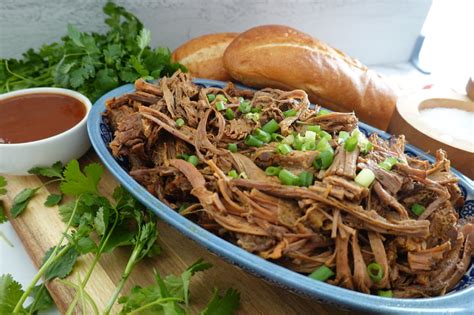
xmin=0 ymin=2 xmax=185 ymax=102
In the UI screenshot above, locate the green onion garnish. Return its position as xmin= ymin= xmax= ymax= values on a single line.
xmin=245 ymin=112 xmax=260 ymax=122
xmin=355 ymin=168 xmax=375 ymax=187
xmin=271 ymin=133 xmax=285 ymax=142
xmin=306 ymin=125 xmax=321 ymax=133
xmin=187 ymin=155 xmax=199 ymax=166
xmin=177 ymin=153 xmax=190 ymax=160
xmin=344 ymin=135 xmax=358 ymax=152
xmin=316 ymin=138 xmax=333 ymax=153
xmin=298 ymin=171 xmax=314 ymax=187
xmin=227 ymin=170 xmax=238 ymax=178
xmin=225 ymin=108 xmax=234 ymax=120
xmin=318 ymin=109 xmax=331 ymax=116
xmin=278 ymin=169 xmax=300 ymax=186
xmin=254 ymin=128 xmax=271 ymax=143
xmin=360 ymin=141 xmax=374 ymax=154
xmin=251 ymin=106 xmax=262 ymax=113
xmin=378 ymin=157 xmax=398 ymax=171
xmin=338 ymin=131 xmax=350 ymax=143
xmin=283 ymin=109 xmax=297 ymax=117
xmin=238 ymin=100 xmax=252 ymax=113
xmin=318 ymin=130 xmax=332 ymax=141
xmin=207 ymin=94 xmax=216 ymax=102
xmin=277 ymin=143 xmax=293 ymax=155
xmin=411 ymin=203 xmax=426 ymax=216
xmin=262 ymin=119 xmax=280 ymax=134
xmin=215 ymin=101 xmax=226 ymax=111
xmin=245 ymin=135 xmax=264 ymax=147
xmin=313 ymin=150 xmax=334 ymax=170
xmin=175 ymin=118 xmax=185 ymax=127
xmin=309 ymin=265 xmax=334 ymax=282
xmin=293 ymin=135 xmax=304 ymax=150
xmin=367 ymin=262 xmax=384 ymax=283
xmin=228 ymin=143 xmax=238 ymax=153
xmin=265 ymin=166 xmax=282 ymax=176
xmin=215 ymin=94 xmax=227 ymax=102
xmin=178 ymin=203 xmax=190 ymax=212
xmin=301 ymin=141 xmax=316 ymax=151
xmin=282 ymin=134 xmax=295 ymax=145
xmin=377 ymin=290 xmax=393 ymax=298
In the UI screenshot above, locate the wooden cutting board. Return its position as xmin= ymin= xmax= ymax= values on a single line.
xmin=2 ymin=150 xmax=350 ymax=315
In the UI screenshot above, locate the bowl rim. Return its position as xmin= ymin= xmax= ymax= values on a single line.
xmin=0 ymin=87 xmax=92 ymax=147
xmin=88 ymin=79 xmax=474 ymax=313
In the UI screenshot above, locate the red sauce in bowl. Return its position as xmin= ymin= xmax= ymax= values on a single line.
xmin=0 ymin=93 xmax=86 ymax=144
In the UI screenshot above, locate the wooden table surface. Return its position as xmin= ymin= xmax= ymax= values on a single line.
xmin=3 ymin=150 xmax=351 ymax=314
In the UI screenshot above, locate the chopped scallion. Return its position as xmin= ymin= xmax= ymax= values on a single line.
xmin=215 ymin=100 xmax=226 ymax=111
xmin=355 ymin=168 xmax=375 ymax=187
xmin=318 ymin=130 xmax=332 ymax=141
xmin=338 ymin=131 xmax=350 ymax=143
xmin=306 ymin=125 xmax=321 ymax=133
xmin=207 ymin=94 xmax=216 ymax=102
xmin=251 ymin=106 xmax=262 ymax=113
xmin=411 ymin=203 xmax=425 ymax=216
xmin=317 ymin=109 xmax=331 ymax=116
xmin=298 ymin=171 xmax=314 ymax=187
xmin=228 ymin=143 xmax=238 ymax=153
xmin=245 ymin=112 xmax=260 ymax=122
xmin=344 ymin=135 xmax=358 ymax=152
xmin=265 ymin=166 xmax=282 ymax=176
xmin=377 ymin=290 xmax=393 ymax=298
xmin=187 ymin=155 xmax=199 ymax=166
xmin=215 ymin=94 xmax=228 ymax=102
xmin=254 ymin=128 xmax=271 ymax=143
xmin=277 ymin=143 xmax=293 ymax=155
xmin=225 ymin=108 xmax=234 ymax=120
xmin=238 ymin=100 xmax=252 ymax=113
xmin=367 ymin=262 xmax=384 ymax=283
xmin=309 ymin=265 xmax=334 ymax=282
xmin=313 ymin=150 xmax=334 ymax=170
xmin=271 ymin=133 xmax=285 ymax=142
xmin=278 ymin=169 xmax=300 ymax=186
xmin=227 ymin=170 xmax=238 ymax=178
xmin=301 ymin=141 xmax=316 ymax=151
xmin=175 ymin=118 xmax=185 ymax=127
xmin=282 ymin=134 xmax=295 ymax=145
xmin=245 ymin=135 xmax=264 ymax=147
xmin=283 ymin=108 xmax=297 ymax=117
xmin=262 ymin=119 xmax=280 ymax=134
xmin=378 ymin=157 xmax=398 ymax=171
xmin=177 ymin=153 xmax=189 ymax=160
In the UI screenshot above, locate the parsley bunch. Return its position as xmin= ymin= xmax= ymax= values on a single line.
xmin=0 ymin=161 xmax=240 ymax=314
xmin=0 ymin=2 xmax=185 ymax=102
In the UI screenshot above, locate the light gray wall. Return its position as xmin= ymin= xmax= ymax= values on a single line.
xmin=0 ymin=0 xmax=432 ymax=65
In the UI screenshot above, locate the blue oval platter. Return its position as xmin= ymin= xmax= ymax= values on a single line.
xmin=88 ymin=79 xmax=474 ymax=314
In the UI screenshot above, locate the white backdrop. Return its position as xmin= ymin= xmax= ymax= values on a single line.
xmin=0 ymin=0 xmax=432 ymax=65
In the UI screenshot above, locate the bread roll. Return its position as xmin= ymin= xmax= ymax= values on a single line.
xmin=172 ymin=33 xmax=238 ymax=81
xmin=223 ymin=25 xmax=397 ymax=130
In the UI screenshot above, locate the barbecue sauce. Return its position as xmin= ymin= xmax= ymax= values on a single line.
xmin=0 ymin=93 xmax=86 ymax=144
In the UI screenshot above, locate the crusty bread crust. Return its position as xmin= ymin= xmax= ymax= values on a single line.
xmin=223 ymin=25 xmax=397 ymax=130
xmin=172 ymin=32 xmax=238 ymax=81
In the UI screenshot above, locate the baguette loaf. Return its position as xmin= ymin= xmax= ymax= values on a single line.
xmin=172 ymin=32 xmax=238 ymax=81
xmin=223 ymin=25 xmax=397 ymax=130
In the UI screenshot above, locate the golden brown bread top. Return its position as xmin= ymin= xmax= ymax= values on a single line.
xmin=223 ymin=25 xmax=397 ymax=130
xmin=172 ymin=32 xmax=238 ymax=81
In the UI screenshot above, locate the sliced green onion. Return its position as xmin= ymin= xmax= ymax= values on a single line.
xmin=293 ymin=135 xmax=304 ymax=150
xmin=265 ymin=166 xmax=282 ymax=176
xmin=238 ymin=100 xmax=252 ymax=113
xmin=207 ymin=94 xmax=216 ymax=102
xmin=215 ymin=100 xmax=226 ymax=111
xmin=278 ymin=169 xmax=300 ymax=186
xmin=251 ymin=106 xmax=262 ymax=113
xmin=344 ymin=135 xmax=358 ymax=152
xmin=225 ymin=108 xmax=234 ymax=120
xmin=306 ymin=125 xmax=321 ymax=133
xmin=178 ymin=203 xmax=190 ymax=212
xmin=177 ymin=153 xmax=190 ymax=160
xmin=283 ymin=109 xmax=297 ymax=117
xmin=228 ymin=143 xmax=238 ymax=153
xmin=254 ymin=128 xmax=271 ymax=143
xmin=378 ymin=157 xmax=398 ymax=171
xmin=175 ymin=118 xmax=185 ymax=127
xmin=245 ymin=135 xmax=264 ymax=147
xmin=262 ymin=119 xmax=280 ymax=134
xmin=318 ymin=130 xmax=332 ymax=141
xmin=277 ymin=143 xmax=293 ymax=155
xmin=298 ymin=171 xmax=314 ymax=187
xmin=238 ymin=172 xmax=248 ymax=179
xmin=301 ymin=141 xmax=316 ymax=151
xmin=238 ymin=97 xmax=244 ymax=103
xmin=316 ymin=138 xmax=333 ymax=153
xmin=360 ymin=141 xmax=374 ymax=154
xmin=271 ymin=133 xmax=285 ymax=142
xmin=309 ymin=265 xmax=334 ymax=282
xmin=282 ymin=134 xmax=295 ymax=145
xmin=245 ymin=112 xmax=260 ymax=122
xmin=227 ymin=170 xmax=238 ymax=178
xmin=411 ymin=203 xmax=426 ymax=216
xmin=187 ymin=155 xmax=199 ymax=166
xmin=215 ymin=94 xmax=227 ymax=102
xmin=355 ymin=168 xmax=375 ymax=187
xmin=318 ymin=109 xmax=331 ymax=116
xmin=377 ymin=290 xmax=393 ymax=298
xmin=313 ymin=150 xmax=334 ymax=170
xmin=338 ymin=131 xmax=350 ymax=143
xmin=367 ymin=262 xmax=384 ymax=283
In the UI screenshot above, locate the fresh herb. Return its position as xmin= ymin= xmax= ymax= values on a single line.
xmin=200 ymin=289 xmax=241 ymax=315
xmin=0 ymin=274 xmax=24 ymax=314
xmin=0 ymin=176 xmax=7 ymax=195
xmin=10 ymin=187 xmax=39 ymax=217
xmin=0 ymin=176 xmax=7 ymax=224
xmin=0 ymin=2 xmax=185 ymax=102
xmin=29 ymin=161 xmax=64 ymax=179
xmin=44 ymin=194 xmax=63 ymax=207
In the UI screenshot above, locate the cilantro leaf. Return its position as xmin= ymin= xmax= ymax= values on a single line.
xmin=11 ymin=187 xmax=39 ymax=217
xmin=60 ymin=160 xmax=103 ymax=196
xmin=44 ymin=194 xmax=63 ymax=207
xmin=0 ymin=176 xmax=7 ymax=195
xmin=67 ymin=24 xmax=84 ymax=47
xmin=25 ymin=284 xmax=54 ymax=314
xmin=93 ymin=207 xmax=109 ymax=236
xmin=179 ymin=259 xmax=212 ymax=305
xmin=200 ymin=288 xmax=241 ymax=315
xmin=0 ymin=202 xmax=7 ymax=224
xmin=0 ymin=274 xmax=25 ymax=314
xmin=137 ymin=29 xmax=151 ymax=51
xmin=43 ymin=246 xmax=79 ymax=281
xmin=75 ymin=236 xmax=97 ymax=254
xmin=102 ymin=224 xmax=135 ymax=253
xmin=29 ymin=161 xmax=64 ymax=178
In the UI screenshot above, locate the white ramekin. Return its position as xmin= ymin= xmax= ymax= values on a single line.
xmin=0 ymin=87 xmax=92 ymax=175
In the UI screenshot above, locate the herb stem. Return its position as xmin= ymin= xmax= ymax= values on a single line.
xmin=4 ymin=60 xmax=39 ymax=84
xmin=58 ymin=279 xmax=99 ymax=315
xmin=126 ymin=297 xmax=184 ymax=315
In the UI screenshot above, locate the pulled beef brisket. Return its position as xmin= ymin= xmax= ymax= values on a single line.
xmin=105 ymin=71 xmax=472 ymax=298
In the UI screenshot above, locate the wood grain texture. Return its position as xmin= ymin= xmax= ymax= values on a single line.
xmin=3 ymin=151 xmax=351 ymax=314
